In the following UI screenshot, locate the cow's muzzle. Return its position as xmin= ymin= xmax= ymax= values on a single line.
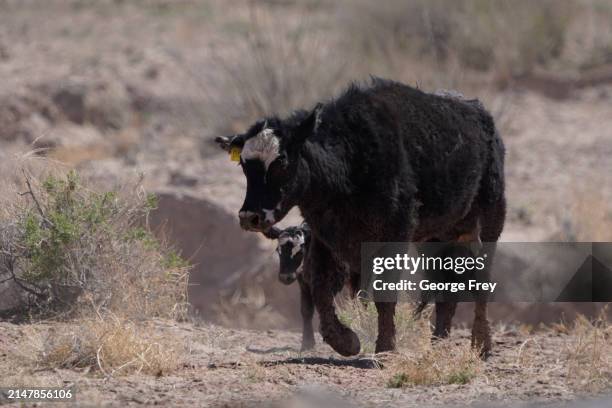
xmin=239 ymin=211 xmax=269 ymax=231
xmin=278 ymin=272 xmax=297 ymax=285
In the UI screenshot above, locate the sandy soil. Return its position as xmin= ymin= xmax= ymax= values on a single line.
xmin=1 ymin=319 xmax=610 ymax=407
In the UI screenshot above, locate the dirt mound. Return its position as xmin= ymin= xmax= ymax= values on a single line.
xmin=150 ymin=191 xmax=303 ymax=329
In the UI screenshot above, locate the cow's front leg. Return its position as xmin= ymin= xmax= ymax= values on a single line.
xmin=309 ymin=239 xmax=360 ymax=356
xmin=375 ymin=301 xmax=396 ymax=353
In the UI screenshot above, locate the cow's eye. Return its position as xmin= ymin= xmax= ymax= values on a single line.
xmin=266 ymin=157 xmax=287 ymax=185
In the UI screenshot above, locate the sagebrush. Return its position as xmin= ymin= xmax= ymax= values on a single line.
xmin=0 ymin=163 xmax=190 ymax=320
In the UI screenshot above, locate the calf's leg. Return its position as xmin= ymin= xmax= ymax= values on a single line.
xmin=298 ymin=278 xmax=315 ymax=351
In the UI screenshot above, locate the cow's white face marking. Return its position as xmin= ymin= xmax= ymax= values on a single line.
xmin=263 ymin=208 xmax=275 ymax=224
xmin=241 ymin=128 xmax=280 ymax=170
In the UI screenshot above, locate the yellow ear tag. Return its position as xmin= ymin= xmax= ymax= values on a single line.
xmin=230 ymin=147 xmax=241 ymax=162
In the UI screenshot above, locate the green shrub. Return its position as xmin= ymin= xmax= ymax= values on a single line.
xmin=0 ymin=170 xmax=190 ymax=320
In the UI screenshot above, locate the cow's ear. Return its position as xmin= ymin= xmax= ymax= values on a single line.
xmin=214 ymin=135 xmax=245 ymax=153
xmin=294 ymin=103 xmax=323 ymax=144
xmin=214 ymin=136 xmax=233 ymax=152
xmin=262 ymin=226 xmax=281 ymax=240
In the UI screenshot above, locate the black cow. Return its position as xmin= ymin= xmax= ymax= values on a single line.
xmin=216 ymin=78 xmax=506 ymax=357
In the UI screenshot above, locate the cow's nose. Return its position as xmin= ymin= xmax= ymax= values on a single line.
xmin=279 ymin=273 xmax=296 ymax=285
xmin=239 ymin=211 xmax=261 ymax=230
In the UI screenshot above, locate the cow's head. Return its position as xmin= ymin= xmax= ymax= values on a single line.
xmin=264 ymin=224 xmax=310 ymax=285
xmin=215 ymin=105 xmax=321 ymax=232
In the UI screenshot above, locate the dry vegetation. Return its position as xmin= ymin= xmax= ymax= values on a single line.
xmin=0 ymin=153 xmax=190 ymax=320
xmin=562 ymin=310 xmax=612 ymax=392
xmin=0 ymin=153 xmax=191 ymax=377
xmin=336 ymin=298 xmax=484 ymax=387
xmin=22 ymin=315 xmax=181 ymax=377
xmin=387 ymin=343 xmax=483 ymax=388
xmin=199 ymin=0 xmax=612 ymax=137
xmin=336 ymin=298 xmax=612 ymax=392
xmin=510 ymin=308 xmax=612 ymax=396
xmin=337 ymin=298 xmax=428 ymax=355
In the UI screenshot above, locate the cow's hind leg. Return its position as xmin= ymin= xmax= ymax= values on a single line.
xmin=309 ymin=239 xmax=360 ymax=356
xmin=373 ymin=218 xmax=416 ymax=353
xmin=375 ymin=301 xmax=396 ymax=353
xmin=472 ymin=300 xmax=491 ymax=358
xmin=431 ymin=228 xmax=474 ymax=340
xmin=299 ymin=278 xmax=316 ymax=351
xmin=433 ymin=301 xmax=457 ymax=339
xmin=472 ymin=197 xmax=506 ymax=358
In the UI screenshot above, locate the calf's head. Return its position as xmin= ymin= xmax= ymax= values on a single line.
xmin=264 ymin=225 xmax=310 ymax=285
xmin=215 ymin=105 xmax=321 ymax=232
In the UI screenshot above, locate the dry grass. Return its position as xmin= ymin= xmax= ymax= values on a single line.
xmin=386 ymin=341 xmax=483 ymax=387
xmin=20 ymin=314 xmax=181 ymax=377
xmin=336 ymin=297 xmax=483 ymax=386
xmin=514 ymin=308 xmax=612 ymax=393
xmin=336 ymin=297 xmax=429 ymax=354
xmin=563 ymin=309 xmax=612 ymax=392
xmin=200 ymin=3 xmax=350 ymax=136
xmin=338 ymin=0 xmax=606 ymax=78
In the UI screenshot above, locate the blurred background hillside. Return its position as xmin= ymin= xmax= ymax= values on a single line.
xmin=1 ymin=0 xmax=611 ymax=329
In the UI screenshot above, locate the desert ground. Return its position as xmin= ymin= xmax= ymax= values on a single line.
xmin=0 ymin=316 xmax=611 ymax=407
xmin=0 ymin=0 xmax=611 ymax=407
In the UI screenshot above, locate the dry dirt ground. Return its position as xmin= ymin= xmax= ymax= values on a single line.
xmin=0 ymin=319 xmax=611 ymax=407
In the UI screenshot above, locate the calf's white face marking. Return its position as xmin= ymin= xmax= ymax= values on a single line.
xmin=241 ymin=128 xmax=280 ymax=170
xmin=278 ymin=232 xmax=305 ymax=258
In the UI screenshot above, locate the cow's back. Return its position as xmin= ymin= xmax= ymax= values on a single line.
xmin=309 ymin=79 xmax=503 ymax=240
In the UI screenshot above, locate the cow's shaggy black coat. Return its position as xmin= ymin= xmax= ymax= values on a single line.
xmin=218 ymin=78 xmax=506 ymax=357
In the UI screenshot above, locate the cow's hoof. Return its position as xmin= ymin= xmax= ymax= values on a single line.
xmin=300 ymin=338 xmax=315 ymax=352
xmin=375 ymin=339 xmax=395 ymax=354
xmin=326 ymin=330 xmax=360 ymax=356
xmin=471 ymin=336 xmax=492 ymax=360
